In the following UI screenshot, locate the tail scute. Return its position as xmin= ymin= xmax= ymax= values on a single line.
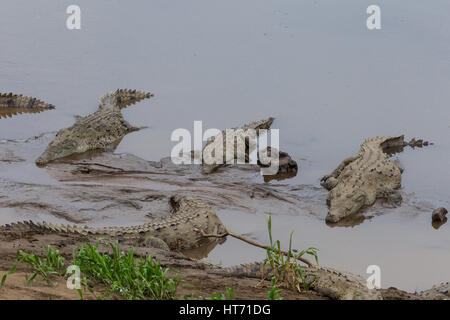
xmin=210 ymin=262 xmax=273 ymax=279
xmin=0 ymin=93 xmax=55 ymax=110
xmin=99 ymin=89 xmax=153 ymax=110
xmin=3 ymin=220 xmax=91 ymax=236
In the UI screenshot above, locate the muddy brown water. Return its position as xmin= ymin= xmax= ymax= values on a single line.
xmin=0 ymin=0 xmax=449 ymax=292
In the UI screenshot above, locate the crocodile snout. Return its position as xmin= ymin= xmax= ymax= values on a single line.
xmin=325 ymin=212 xmax=341 ymax=223
xmin=35 ymin=154 xmax=49 ymax=166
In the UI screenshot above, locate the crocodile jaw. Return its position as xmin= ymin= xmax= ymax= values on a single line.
xmin=326 ymin=190 xmax=368 ymax=223
xmin=326 ymin=205 xmax=359 ymax=223
xmin=326 ymin=210 xmax=345 ymax=223
xmin=36 ymin=140 xmax=79 ymax=165
xmin=326 ymin=203 xmax=358 ymax=223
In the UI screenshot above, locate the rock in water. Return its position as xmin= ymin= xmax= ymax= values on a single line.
xmin=258 ymin=147 xmax=298 ymax=182
xmin=432 ymin=208 xmax=448 ymax=222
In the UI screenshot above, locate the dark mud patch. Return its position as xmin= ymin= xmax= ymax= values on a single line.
xmin=0 ymin=149 xmax=320 ymax=229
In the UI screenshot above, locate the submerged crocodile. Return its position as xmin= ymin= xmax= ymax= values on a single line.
xmin=320 ymin=135 xmax=427 ymax=223
xmin=0 ymin=93 xmax=55 ymax=119
xmin=35 ymin=89 xmax=152 ymax=165
xmin=202 ymin=117 xmax=274 ymax=174
xmin=210 ymin=261 xmax=382 ymax=300
xmin=1 ymin=196 xmax=226 ymax=252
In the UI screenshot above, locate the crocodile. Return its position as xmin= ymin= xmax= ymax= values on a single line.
xmin=320 ymin=135 xmax=423 ymax=223
xmin=1 ymin=196 xmax=226 ymax=252
xmin=0 ymin=93 xmax=55 ymax=119
xmin=35 ymin=89 xmax=153 ymax=165
xmin=210 ymin=261 xmax=382 ymax=300
xmin=202 ymin=117 xmax=275 ymax=174
xmin=419 ymin=282 xmax=450 ymax=300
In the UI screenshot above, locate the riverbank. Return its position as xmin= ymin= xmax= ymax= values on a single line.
xmin=0 ymin=234 xmax=424 ymax=300
xmin=0 ymin=233 xmax=326 ymax=300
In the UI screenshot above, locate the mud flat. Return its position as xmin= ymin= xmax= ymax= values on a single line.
xmin=0 ymin=228 xmax=325 ymax=300
xmin=0 ymin=135 xmax=443 ymax=300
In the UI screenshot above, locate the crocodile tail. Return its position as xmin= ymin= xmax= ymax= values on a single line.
xmin=99 ymin=89 xmax=153 ymax=110
xmin=0 ymin=93 xmax=55 ymax=110
xmin=3 ymin=220 xmax=93 ymax=236
xmin=210 ymin=262 xmax=273 ymax=279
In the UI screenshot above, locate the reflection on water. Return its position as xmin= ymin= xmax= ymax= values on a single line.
xmin=325 ymin=213 xmax=373 ymax=228
xmin=263 ymin=172 xmax=297 ymax=183
xmin=432 ymin=219 xmax=448 ymax=230
xmin=0 ymin=108 xmax=54 ymax=119
xmin=0 ymin=0 xmax=449 ymax=291
xmin=181 ymin=238 xmax=226 ymax=261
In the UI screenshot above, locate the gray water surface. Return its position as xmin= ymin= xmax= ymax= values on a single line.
xmin=0 ymin=0 xmax=449 ymax=292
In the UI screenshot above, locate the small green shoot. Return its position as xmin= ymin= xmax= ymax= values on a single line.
xmin=263 ymin=215 xmax=319 ymax=293
xmin=205 ymin=287 xmax=234 ymax=300
xmin=267 ymin=277 xmax=283 ymax=300
xmin=1 ymin=241 xmax=180 ymax=300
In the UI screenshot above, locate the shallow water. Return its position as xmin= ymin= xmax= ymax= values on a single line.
xmin=0 ymin=0 xmax=449 ymax=292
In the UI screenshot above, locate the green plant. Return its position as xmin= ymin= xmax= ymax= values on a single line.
xmin=267 ymin=277 xmax=283 ymax=300
xmin=1 ymin=245 xmax=66 ymax=287
xmin=263 ymin=215 xmax=318 ymax=292
xmin=1 ymin=241 xmax=180 ymax=300
xmin=205 ymin=287 xmax=234 ymax=300
xmin=183 ymin=293 xmax=196 ymax=300
xmin=72 ymin=240 xmax=180 ymax=300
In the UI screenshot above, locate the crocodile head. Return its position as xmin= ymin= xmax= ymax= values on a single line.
xmin=325 ymin=188 xmax=368 ymax=223
xmin=35 ymin=137 xmax=81 ymax=165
